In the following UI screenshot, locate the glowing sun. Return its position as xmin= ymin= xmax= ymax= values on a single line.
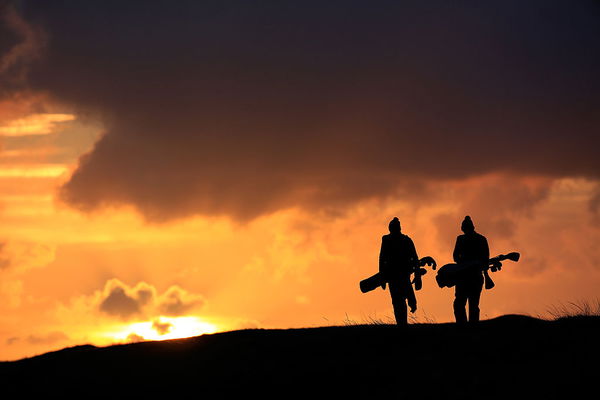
xmin=111 ymin=316 xmax=218 ymax=342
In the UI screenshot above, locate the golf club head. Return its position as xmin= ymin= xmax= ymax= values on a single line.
xmin=420 ymin=256 xmax=437 ymax=269
xmin=506 ymin=252 xmax=520 ymax=262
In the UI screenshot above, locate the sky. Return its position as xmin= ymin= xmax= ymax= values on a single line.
xmin=1 ymin=0 xmax=599 ymax=360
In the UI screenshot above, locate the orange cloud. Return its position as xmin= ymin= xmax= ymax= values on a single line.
xmin=0 ymin=164 xmax=68 ymax=178
xmin=0 ymin=113 xmax=75 ymax=136
xmin=0 ymin=239 xmax=55 ymax=273
xmin=7 ymin=331 xmax=68 ymax=346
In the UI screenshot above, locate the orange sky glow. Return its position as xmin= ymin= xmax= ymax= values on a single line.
xmin=1 ymin=2 xmax=600 ymax=362
xmin=0 ymin=107 xmax=598 ymax=361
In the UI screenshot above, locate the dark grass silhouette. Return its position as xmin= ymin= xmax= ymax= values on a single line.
xmin=1 ymin=315 xmax=598 ymax=398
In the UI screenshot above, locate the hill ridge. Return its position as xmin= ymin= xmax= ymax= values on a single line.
xmin=1 ymin=315 xmax=598 ymax=398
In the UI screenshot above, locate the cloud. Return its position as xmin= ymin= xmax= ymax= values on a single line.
xmin=431 ymin=175 xmax=553 ymax=248
xmin=7 ymin=1 xmax=600 ymax=221
xmin=0 ymin=164 xmax=68 ymax=178
xmin=0 ymin=2 xmax=43 ymax=91
xmin=125 ymin=333 xmax=145 ymax=343
xmin=97 ymin=279 xmax=205 ymax=320
xmin=589 ymin=184 xmax=600 ymax=219
xmin=0 ymin=241 xmax=10 ymax=269
xmin=98 ymin=280 xmax=152 ymax=319
xmin=0 ymin=239 xmax=55 ymax=272
xmin=25 ymin=331 xmax=69 ymax=345
xmin=0 ymin=92 xmax=49 ymax=125
xmin=6 ymin=330 xmax=69 ymax=346
xmin=151 ymin=319 xmax=172 ymax=335
xmin=0 ymin=277 xmax=22 ymax=307
xmin=157 ymin=285 xmax=206 ymax=316
xmin=422 ymin=176 xmax=600 ymax=279
xmin=0 ymin=113 xmax=75 ymax=136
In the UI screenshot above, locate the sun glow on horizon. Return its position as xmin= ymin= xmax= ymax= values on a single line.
xmin=108 ymin=316 xmax=218 ymax=343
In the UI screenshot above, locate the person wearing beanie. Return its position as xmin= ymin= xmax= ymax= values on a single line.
xmin=452 ymin=216 xmax=490 ymax=323
xmin=378 ymin=217 xmax=420 ymax=325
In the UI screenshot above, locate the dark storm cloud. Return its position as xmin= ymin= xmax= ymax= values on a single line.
xmin=0 ymin=1 xmax=42 ymax=92
xmin=8 ymin=1 xmax=600 ymax=220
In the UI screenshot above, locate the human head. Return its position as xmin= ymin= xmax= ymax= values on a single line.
xmin=388 ymin=217 xmax=401 ymax=233
xmin=461 ymin=215 xmax=475 ymax=233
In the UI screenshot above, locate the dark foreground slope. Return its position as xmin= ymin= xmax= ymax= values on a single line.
xmin=1 ymin=315 xmax=598 ymax=398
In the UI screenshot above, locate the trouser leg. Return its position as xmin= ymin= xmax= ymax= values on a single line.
xmin=406 ymin=285 xmax=417 ymax=313
xmin=468 ymin=278 xmax=484 ymax=323
xmin=453 ymin=295 xmax=468 ymax=324
xmin=468 ymin=295 xmax=480 ymax=323
xmin=393 ymin=299 xmax=407 ymax=326
xmin=389 ymin=281 xmax=408 ymax=325
xmin=454 ymin=283 xmax=468 ymax=324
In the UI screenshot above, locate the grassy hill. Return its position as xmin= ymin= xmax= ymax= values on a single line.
xmin=1 ymin=315 xmax=598 ymax=398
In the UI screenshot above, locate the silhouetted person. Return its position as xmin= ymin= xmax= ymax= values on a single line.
xmin=452 ymin=216 xmax=489 ymax=324
xmin=379 ymin=217 xmax=419 ymax=325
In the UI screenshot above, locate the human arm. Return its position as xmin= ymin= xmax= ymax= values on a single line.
xmin=407 ymin=236 xmax=419 ymax=272
xmin=378 ymin=236 xmax=388 ymax=289
xmin=453 ymin=236 xmax=462 ymax=264
xmin=481 ymin=236 xmax=490 ymax=266
xmin=379 ymin=236 xmax=386 ymax=274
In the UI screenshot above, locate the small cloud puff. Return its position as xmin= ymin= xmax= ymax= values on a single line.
xmin=0 ymin=240 xmax=55 ymax=272
xmin=97 ymin=279 xmax=205 ymax=320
